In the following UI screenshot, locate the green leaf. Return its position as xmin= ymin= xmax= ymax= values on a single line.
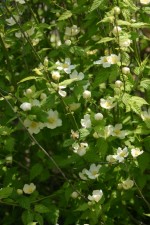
xmin=34 ymin=204 xmax=50 ymax=213
xmin=75 ymin=203 xmax=89 ymax=211
xmin=58 ymin=10 xmax=72 ymax=21
xmin=59 ymin=78 xmax=77 ymax=86
xmin=18 ymin=196 xmax=31 ymax=209
xmin=30 ymin=163 xmax=43 ymax=180
xmin=0 ymin=187 xmax=13 ymax=199
xmin=79 ymin=128 xmax=90 ymax=139
xmin=89 ymin=0 xmax=104 ymax=12
xmin=131 ymin=22 xmax=149 ymax=28
xmin=97 ymin=37 xmax=114 ymax=44
xmin=140 ymin=79 xmax=150 ymax=90
xmin=34 ymin=213 xmax=43 ymax=225
xmin=63 ymin=139 xmax=74 ymax=147
xmin=22 ymin=210 xmax=34 ymax=225
xmin=18 ymin=76 xmax=41 ymax=84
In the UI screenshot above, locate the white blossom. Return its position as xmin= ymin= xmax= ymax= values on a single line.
xmin=23 ymin=183 xmax=36 ymax=194
xmin=84 ymin=164 xmax=101 ymax=179
xmin=58 ymin=86 xmax=67 ymax=97
xmin=141 ymin=108 xmax=150 ymax=121
xmin=44 ymin=110 xmax=62 ymax=129
xmin=24 ymin=119 xmax=44 ymax=134
xmin=131 ymin=148 xmax=144 ymax=158
xmin=100 ymin=97 xmax=116 ymax=109
xmin=81 ymin=114 xmax=91 ymax=128
xmin=115 ymin=147 xmax=129 ymax=162
xmin=79 ymin=168 xmax=88 ymax=180
xmin=122 ymin=179 xmax=134 ymax=190
xmin=140 ymin=0 xmax=150 ymax=5
xmin=111 ymin=124 xmax=126 ymax=139
xmin=56 ymin=58 xmax=76 ymax=74
xmin=106 ymin=155 xmax=117 ymax=163
xmin=112 ymin=26 xmax=122 ymax=36
xmin=6 ymin=15 xmax=19 ymax=26
xmin=72 ymin=142 xmax=88 ymax=156
xmin=20 ymin=102 xmax=32 ymax=111
xmin=88 ymin=190 xmax=103 ymax=203
xmin=70 ymin=70 xmax=84 ymax=80
xmin=15 ymin=0 xmax=25 ymax=4
xmin=65 ymin=25 xmax=80 ymax=36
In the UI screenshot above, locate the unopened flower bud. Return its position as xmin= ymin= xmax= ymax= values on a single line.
xmin=112 ymin=26 xmax=122 ymax=35
xmin=122 ymin=67 xmax=130 ymax=74
xmin=114 ymin=6 xmax=121 ymax=15
xmin=115 ymin=80 xmax=123 ymax=88
xmin=83 ymin=90 xmax=91 ymax=99
xmin=17 ymin=189 xmax=23 ymax=195
xmin=51 ymin=71 xmax=60 ymax=81
xmin=71 ymin=191 xmax=79 ymax=198
xmin=94 ymin=113 xmax=103 ymax=120
xmin=65 ymin=40 xmax=71 ymax=46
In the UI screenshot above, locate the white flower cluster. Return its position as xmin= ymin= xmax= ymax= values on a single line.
xmin=17 ymin=183 xmax=36 ymax=195
xmin=102 ymin=124 xmax=127 ymax=139
xmin=20 ymin=89 xmax=62 ymax=134
xmin=79 ymin=164 xmax=101 ymax=180
xmin=94 ymin=54 xmax=120 ymax=68
xmin=106 ymin=147 xmax=128 ymax=163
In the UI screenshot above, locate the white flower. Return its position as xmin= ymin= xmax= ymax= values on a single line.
xmin=56 ymin=58 xmax=76 ymax=74
xmin=15 ymin=0 xmax=25 ymax=4
xmin=106 ymin=155 xmax=117 ymax=163
xmin=88 ymin=190 xmax=103 ymax=203
xmin=83 ymin=90 xmax=91 ymax=99
xmin=51 ymin=71 xmax=60 ymax=81
xmin=24 ymin=119 xmax=44 ymax=134
xmin=119 ymin=38 xmax=132 ymax=47
xmin=70 ymin=70 xmax=84 ymax=80
xmin=107 ymin=54 xmax=120 ymax=64
xmin=104 ymin=125 xmax=114 ymax=138
xmin=79 ymin=168 xmax=88 ymax=180
xmin=141 ymin=108 xmax=150 ymax=121
xmin=81 ymin=114 xmax=91 ymax=128
xmin=112 ymin=26 xmax=122 ymax=36
xmin=65 ymin=25 xmax=80 ymax=36
xmin=58 ymin=86 xmax=67 ymax=97
xmin=23 ymin=183 xmax=36 ymax=194
xmin=44 ymin=110 xmax=62 ymax=129
xmin=115 ymin=147 xmax=128 ymax=162
xmin=72 ymin=142 xmax=88 ymax=156
xmin=94 ymin=113 xmax=103 ymax=120
xmin=115 ymin=80 xmax=123 ymax=88
xmin=100 ymin=97 xmax=116 ymax=109
xmin=131 ymin=148 xmax=144 ymax=158
xmin=6 ymin=15 xmax=19 ymax=26
xmin=71 ymin=130 xmax=79 ymax=139
xmin=140 ymin=0 xmax=150 ymax=5
xmin=122 ymin=67 xmax=130 ymax=74
xmin=111 ymin=124 xmax=126 ymax=139
xmin=122 ymin=179 xmax=134 ymax=190
xmin=20 ymin=102 xmax=32 ymax=111
xmin=84 ymin=164 xmax=101 ymax=179
xmin=94 ymin=56 xmax=111 ymax=68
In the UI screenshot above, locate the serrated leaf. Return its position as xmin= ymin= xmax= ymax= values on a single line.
xmin=22 ymin=210 xmax=34 ymax=225
xmin=97 ymin=37 xmax=114 ymax=44
xmin=59 ymin=78 xmax=77 ymax=86
xmin=117 ymin=20 xmax=131 ymax=26
xmin=18 ymin=196 xmax=31 ymax=209
xmin=79 ymin=128 xmax=90 ymax=139
xmin=140 ymin=79 xmax=150 ymax=90
xmin=0 ymin=187 xmax=13 ymax=199
xmin=34 ymin=204 xmax=50 ymax=213
xmin=75 ymin=203 xmax=88 ymax=211
xmin=89 ymin=0 xmax=104 ymax=12
xmin=30 ymin=163 xmax=43 ymax=180
xmin=34 ymin=213 xmax=43 ymax=225
xmin=131 ymin=22 xmax=149 ymax=28
xmin=18 ymin=76 xmax=42 ymax=84
xmin=58 ymin=10 xmax=72 ymax=21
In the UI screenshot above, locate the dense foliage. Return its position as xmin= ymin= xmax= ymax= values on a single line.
xmin=0 ymin=0 xmax=150 ymax=224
